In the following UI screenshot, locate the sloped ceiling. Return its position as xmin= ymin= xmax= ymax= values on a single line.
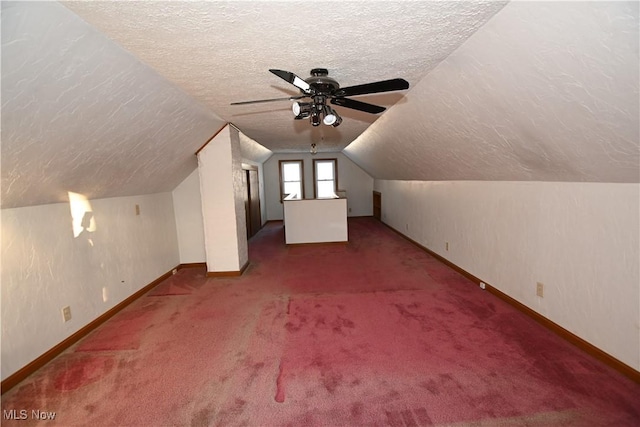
xmin=1 ymin=1 xmax=226 ymax=209
xmin=2 ymin=2 xmax=638 ymax=212
xmin=345 ymin=1 xmax=639 ymax=183
xmin=62 ymin=0 xmax=508 ymax=153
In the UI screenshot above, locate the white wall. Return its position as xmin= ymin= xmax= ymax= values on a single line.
xmin=230 ymin=127 xmax=249 ymax=267
xmin=284 ymin=198 xmax=348 ymax=244
xmin=197 ymin=125 xmax=248 ymax=273
xmin=375 ymin=180 xmax=640 ymax=371
xmin=172 ymin=168 xmax=206 ymax=264
xmin=172 ymin=152 xmax=268 ymax=266
xmin=1 ymin=192 xmax=180 ymax=380
xmin=264 ymin=152 xmax=374 ymax=221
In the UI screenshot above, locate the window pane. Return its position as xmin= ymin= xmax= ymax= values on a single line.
xmin=284 ymin=182 xmax=301 ymax=199
xmin=317 ymin=180 xmax=335 ymax=198
xmin=316 ymin=162 xmax=334 ymax=180
xmin=283 ymin=163 xmax=300 ymax=181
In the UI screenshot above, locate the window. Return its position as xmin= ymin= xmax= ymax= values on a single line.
xmin=279 ymin=160 xmax=305 ymax=200
xmin=313 ymin=158 xmax=338 ymax=198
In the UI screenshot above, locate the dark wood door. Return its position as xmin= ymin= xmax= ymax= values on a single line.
xmin=248 ymin=169 xmax=262 ymax=237
xmin=244 ymin=168 xmax=262 ymax=239
xmin=373 ymin=191 xmax=381 ymax=220
xmin=243 ymin=170 xmax=251 ymax=238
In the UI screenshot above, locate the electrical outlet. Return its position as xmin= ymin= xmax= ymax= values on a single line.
xmin=172 ymin=268 xmax=178 ymax=275
xmin=536 ymin=282 xmax=544 ymax=298
xmin=62 ymin=306 xmax=72 ymax=322
xmin=479 ymin=282 xmax=486 ymax=290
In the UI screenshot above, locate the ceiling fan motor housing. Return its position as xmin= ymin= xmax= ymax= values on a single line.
xmin=310 ymin=68 xmax=328 ymax=76
xmin=306 ymin=68 xmax=339 ymax=95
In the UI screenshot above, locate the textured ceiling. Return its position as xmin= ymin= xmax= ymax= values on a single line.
xmin=62 ymin=0 xmax=508 ymax=153
xmin=2 ymin=1 xmax=638 ymax=211
xmin=345 ymin=1 xmax=640 ymax=183
xmin=1 ymin=1 xmax=226 ymax=208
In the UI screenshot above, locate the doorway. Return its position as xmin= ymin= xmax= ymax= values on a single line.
xmin=373 ymin=191 xmax=381 ymax=220
xmin=243 ymin=166 xmax=262 ymax=238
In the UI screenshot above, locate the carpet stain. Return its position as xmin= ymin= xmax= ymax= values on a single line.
xmin=275 ymin=361 xmax=285 ymax=403
xmin=75 ymin=303 xmax=159 ymax=351
xmin=190 ymin=406 xmax=215 ymax=427
xmin=420 ymin=379 xmax=440 ymax=395
xmin=320 ymin=370 xmax=343 ymax=394
xmin=350 ymin=402 xmax=364 ymax=418
xmin=244 ymin=361 xmax=265 ymax=386
xmin=284 ymin=321 xmax=301 ymax=333
xmin=401 ymin=409 xmax=419 ymax=427
xmin=215 ymin=397 xmax=247 ymax=425
xmin=414 ymin=407 xmax=433 ymax=425
xmin=332 ymin=315 xmax=355 ymax=335
xmin=53 ymin=355 xmax=115 ymax=391
xmin=168 ymin=310 xmax=181 ymax=323
xmin=314 ymin=314 xmax=327 ymax=327
xmin=384 ymin=407 xmax=433 ymax=427
xmin=393 ymin=302 xmax=433 ymax=331
xmin=386 ymin=409 xmax=404 ymax=427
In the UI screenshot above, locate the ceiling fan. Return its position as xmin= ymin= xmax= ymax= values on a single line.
xmin=230 ymin=68 xmax=409 ymax=127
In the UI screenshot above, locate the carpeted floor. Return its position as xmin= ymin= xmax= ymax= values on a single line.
xmin=2 ymin=218 xmax=639 ymax=426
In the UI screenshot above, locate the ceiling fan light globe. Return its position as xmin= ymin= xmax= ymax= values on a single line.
xmin=323 ymin=113 xmax=337 ymax=126
xmin=293 ymin=102 xmax=312 ymax=119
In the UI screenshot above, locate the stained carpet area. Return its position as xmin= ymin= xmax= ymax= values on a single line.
xmin=2 ymin=218 xmax=639 ymax=426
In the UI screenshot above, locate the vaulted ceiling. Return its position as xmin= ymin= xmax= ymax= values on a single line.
xmin=1 ymin=1 xmax=638 ymax=209
xmin=62 ymin=0 xmax=508 ymax=153
xmin=345 ymin=1 xmax=639 ymax=182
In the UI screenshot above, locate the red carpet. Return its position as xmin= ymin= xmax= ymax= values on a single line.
xmin=2 ymin=218 xmax=639 ymax=426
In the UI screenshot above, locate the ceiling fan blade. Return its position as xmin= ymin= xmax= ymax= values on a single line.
xmin=331 ymin=97 xmax=386 ymax=114
xmin=230 ymin=95 xmax=306 ymax=106
xmin=334 ymin=78 xmax=409 ymax=97
xmin=269 ymin=69 xmax=311 ymax=93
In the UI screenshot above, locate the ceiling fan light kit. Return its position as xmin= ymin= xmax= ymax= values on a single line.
xmin=322 ymin=105 xmax=341 ymax=127
xmin=231 ymin=68 xmax=409 ymax=127
xmin=292 ymin=101 xmax=312 ymax=119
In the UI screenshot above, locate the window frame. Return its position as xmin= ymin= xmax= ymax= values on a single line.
xmin=312 ymin=158 xmax=338 ymax=199
xmin=279 ymin=159 xmax=305 ymax=201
